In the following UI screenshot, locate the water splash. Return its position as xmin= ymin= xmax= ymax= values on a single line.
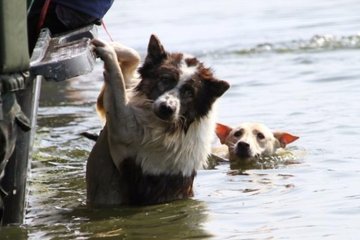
xmin=231 ymin=34 xmax=360 ymax=55
xmin=209 ymin=148 xmax=304 ymax=173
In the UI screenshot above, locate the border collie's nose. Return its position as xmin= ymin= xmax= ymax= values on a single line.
xmin=157 ymin=102 xmax=175 ymax=119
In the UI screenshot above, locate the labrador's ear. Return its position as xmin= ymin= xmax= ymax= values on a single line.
xmin=273 ymin=132 xmax=299 ymax=148
xmin=216 ymin=123 xmax=233 ymax=144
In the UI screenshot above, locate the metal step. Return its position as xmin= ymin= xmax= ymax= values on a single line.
xmin=30 ymin=25 xmax=97 ymax=81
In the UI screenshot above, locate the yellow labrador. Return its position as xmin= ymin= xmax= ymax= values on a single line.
xmin=215 ymin=122 xmax=299 ymax=162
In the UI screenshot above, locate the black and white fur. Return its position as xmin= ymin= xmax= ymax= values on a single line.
xmin=87 ymin=35 xmax=229 ymax=206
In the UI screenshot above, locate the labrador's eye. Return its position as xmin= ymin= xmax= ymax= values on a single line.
xmin=233 ymin=129 xmax=244 ymax=138
xmin=257 ymin=132 xmax=265 ymax=140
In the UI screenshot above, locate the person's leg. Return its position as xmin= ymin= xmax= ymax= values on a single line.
xmin=27 ymin=1 xmax=67 ymax=54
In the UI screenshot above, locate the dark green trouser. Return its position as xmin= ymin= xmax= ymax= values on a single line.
xmin=0 ymin=0 xmax=33 ymax=225
xmin=0 ymin=78 xmax=31 ymax=224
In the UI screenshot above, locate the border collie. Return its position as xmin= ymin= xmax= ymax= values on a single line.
xmin=86 ymin=35 xmax=229 ymax=206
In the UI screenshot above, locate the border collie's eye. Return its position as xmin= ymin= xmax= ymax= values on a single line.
xmin=181 ymin=87 xmax=194 ymax=98
xmin=257 ymin=132 xmax=265 ymax=140
xmin=158 ymin=74 xmax=173 ymax=91
xmin=158 ymin=81 xmax=166 ymax=92
xmin=160 ymin=75 xmax=171 ymax=82
xmin=233 ymin=129 xmax=243 ymax=138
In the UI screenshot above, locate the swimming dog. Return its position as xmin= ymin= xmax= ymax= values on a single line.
xmin=215 ymin=122 xmax=299 ymax=162
xmin=87 ymin=35 xmax=229 ymax=206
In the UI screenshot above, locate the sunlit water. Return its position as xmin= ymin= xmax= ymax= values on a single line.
xmin=2 ymin=0 xmax=360 ymax=239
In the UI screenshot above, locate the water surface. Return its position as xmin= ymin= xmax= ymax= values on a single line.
xmin=2 ymin=0 xmax=360 ymax=239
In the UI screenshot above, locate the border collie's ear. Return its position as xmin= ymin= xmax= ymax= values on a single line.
xmin=206 ymin=79 xmax=230 ymax=98
xmin=147 ymin=34 xmax=167 ymax=63
xmin=216 ymin=123 xmax=232 ymax=144
xmin=273 ymin=132 xmax=299 ymax=148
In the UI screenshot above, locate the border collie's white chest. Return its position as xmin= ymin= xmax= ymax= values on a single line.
xmin=135 ymin=111 xmax=215 ymax=176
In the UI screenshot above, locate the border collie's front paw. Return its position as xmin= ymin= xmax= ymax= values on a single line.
xmin=91 ymin=38 xmax=117 ymax=64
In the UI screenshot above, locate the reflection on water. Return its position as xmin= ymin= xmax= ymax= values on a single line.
xmin=0 ymin=226 xmax=28 ymax=239
xmin=2 ymin=0 xmax=360 ymax=239
xmin=28 ymin=199 xmax=210 ymax=239
xmin=77 ymin=200 xmax=210 ymax=239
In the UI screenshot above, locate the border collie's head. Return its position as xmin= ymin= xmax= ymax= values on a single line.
xmin=137 ymin=35 xmax=230 ymax=131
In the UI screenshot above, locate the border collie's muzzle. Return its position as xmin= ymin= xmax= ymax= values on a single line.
xmin=153 ymin=91 xmax=180 ymax=121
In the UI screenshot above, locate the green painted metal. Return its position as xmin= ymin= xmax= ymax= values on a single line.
xmin=0 ymin=0 xmax=35 ymax=226
xmin=0 ymin=1 xmax=30 ymax=73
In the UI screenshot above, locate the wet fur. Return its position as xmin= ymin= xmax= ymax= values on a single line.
xmin=87 ymin=35 xmax=229 ymax=206
xmin=215 ymin=122 xmax=299 ymax=162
